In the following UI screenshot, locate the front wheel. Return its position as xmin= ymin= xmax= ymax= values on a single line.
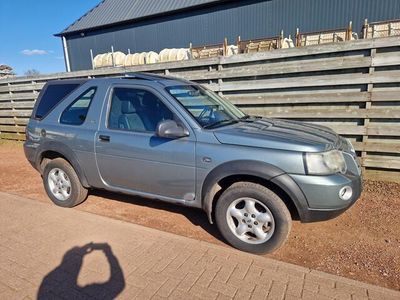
xmin=215 ymin=182 xmax=291 ymax=254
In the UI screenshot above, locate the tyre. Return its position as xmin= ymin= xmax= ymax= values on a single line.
xmin=43 ymin=158 xmax=88 ymax=207
xmin=215 ymin=182 xmax=291 ymax=254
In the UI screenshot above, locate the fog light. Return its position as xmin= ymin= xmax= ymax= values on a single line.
xmin=339 ymin=186 xmax=352 ymax=201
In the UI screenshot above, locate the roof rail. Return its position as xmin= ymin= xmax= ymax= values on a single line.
xmin=122 ymin=72 xmax=192 ymax=85
xmin=123 ymin=72 xmax=169 ymax=81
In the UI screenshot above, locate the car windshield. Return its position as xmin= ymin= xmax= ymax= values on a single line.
xmin=166 ymin=85 xmax=246 ymax=128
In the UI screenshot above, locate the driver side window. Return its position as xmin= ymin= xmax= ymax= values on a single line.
xmin=108 ymin=87 xmax=174 ymax=132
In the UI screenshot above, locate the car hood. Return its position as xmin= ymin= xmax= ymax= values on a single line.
xmin=213 ymin=118 xmax=340 ymax=152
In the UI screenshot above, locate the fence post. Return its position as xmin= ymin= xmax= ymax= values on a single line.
xmin=361 ymin=47 xmax=376 ymax=173
xmin=346 ymin=21 xmax=353 ymax=41
xmin=362 ymin=19 xmax=369 ymax=39
xmin=217 ymin=57 xmax=223 ymax=96
xmin=223 ymin=37 xmax=228 ymax=56
xmin=90 ymin=49 xmax=94 ymax=70
xmin=111 ymin=46 xmax=115 ymax=67
xmin=8 ymin=82 xmax=16 ymax=137
xmin=295 ymin=28 xmax=300 ymax=47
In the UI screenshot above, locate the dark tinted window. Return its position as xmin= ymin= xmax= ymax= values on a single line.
xmin=108 ymin=87 xmax=173 ymax=132
xmin=35 ymin=84 xmax=80 ymax=119
xmin=60 ymin=88 xmax=96 ymax=125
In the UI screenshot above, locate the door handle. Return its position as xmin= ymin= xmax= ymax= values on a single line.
xmin=99 ymin=135 xmax=110 ymax=142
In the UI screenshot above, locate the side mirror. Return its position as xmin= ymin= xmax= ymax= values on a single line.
xmin=156 ymin=120 xmax=189 ymax=139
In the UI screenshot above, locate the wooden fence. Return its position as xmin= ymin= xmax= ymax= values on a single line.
xmin=1 ymin=36 xmax=400 ymax=180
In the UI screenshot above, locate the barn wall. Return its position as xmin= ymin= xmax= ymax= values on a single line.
xmin=64 ymin=0 xmax=400 ymax=71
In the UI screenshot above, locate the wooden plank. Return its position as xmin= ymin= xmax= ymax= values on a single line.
xmin=0 ymin=110 xmax=32 ymax=117
xmin=0 ymin=83 xmax=45 ymax=93
xmin=0 ymin=93 xmax=37 ymax=101
xmin=367 ymin=125 xmax=400 ymax=136
xmin=322 ymin=125 xmax=366 ymax=135
xmin=241 ymin=107 xmax=400 ymax=119
xmin=0 ymin=102 xmax=35 ymax=109
xmin=172 ymin=56 xmax=371 ymax=81
xmin=353 ymin=142 xmax=400 ymax=153
xmin=215 ymin=71 xmax=400 ymax=92
xmin=362 ymin=156 xmax=400 ymax=169
xmin=371 ymin=91 xmax=400 ymax=102
xmin=0 ymin=132 xmax=23 ymax=140
xmin=0 ymin=125 xmax=26 ymax=133
xmin=317 ymin=124 xmax=400 ymax=136
xmin=372 ymin=51 xmax=400 ymax=67
xmin=9 ymin=83 xmax=45 ymax=92
xmin=0 ymin=118 xmax=28 ymax=125
xmin=226 ymin=91 xmax=368 ymax=105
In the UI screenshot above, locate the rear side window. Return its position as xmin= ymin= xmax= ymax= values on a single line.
xmin=60 ymin=88 xmax=96 ymax=125
xmin=35 ymin=83 xmax=80 ymax=119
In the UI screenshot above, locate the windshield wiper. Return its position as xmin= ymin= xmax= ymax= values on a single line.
xmin=239 ymin=115 xmax=262 ymax=121
xmin=203 ymin=119 xmax=238 ymax=129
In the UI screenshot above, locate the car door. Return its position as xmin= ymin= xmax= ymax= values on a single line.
xmin=95 ymin=84 xmax=196 ymax=201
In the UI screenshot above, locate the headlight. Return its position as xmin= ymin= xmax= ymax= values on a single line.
xmin=346 ymin=138 xmax=356 ymax=154
xmin=304 ymin=150 xmax=347 ymax=175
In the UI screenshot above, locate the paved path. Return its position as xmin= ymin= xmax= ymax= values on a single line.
xmin=0 ymin=192 xmax=398 ymax=300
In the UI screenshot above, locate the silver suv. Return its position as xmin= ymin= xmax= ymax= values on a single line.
xmin=24 ymin=73 xmax=362 ymax=253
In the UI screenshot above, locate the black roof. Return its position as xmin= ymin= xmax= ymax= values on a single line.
xmin=57 ymin=0 xmax=225 ymax=36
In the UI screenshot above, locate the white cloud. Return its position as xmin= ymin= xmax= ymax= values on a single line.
xmin=20 ymin=49 xmax=50 ymax=56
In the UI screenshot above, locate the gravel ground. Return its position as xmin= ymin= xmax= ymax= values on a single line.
xmin=0 ymin=142 xmax=399 ymax=290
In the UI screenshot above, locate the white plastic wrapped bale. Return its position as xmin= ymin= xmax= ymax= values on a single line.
xmin=93 ymin=53 xmax=106 ymax=68
xmin=132 ymin=53 xmax=141 ymax=66
xmin=281 ymin=38 xmax=295 ymax=49
xmin=146 ymin=51 xmax=159 ymax=64
xmin=102 ymin=53 xmax=113 ymax=67
xmin=124 ymin=53 xmax=138 ymax=67
xmin=226 ymin=45 xmax=238 ymax=56
xmin=124 ymin=54 xmax=133 ymax=67
xmin=176 ymin=48 xmax=190 ymax=61
xmin=159 ymin=49 xmax=170 ymax=62
xmin=168 ymin=49 xmax=178 ymax=61
xmin=137 ymin=52 xmax=146 ymax=65
xmin=113 ymin=51 xmax=126 ymax=67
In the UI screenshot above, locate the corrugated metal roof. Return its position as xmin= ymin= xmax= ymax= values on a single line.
xmin=58 ymin=0 xmax=224 ymax=35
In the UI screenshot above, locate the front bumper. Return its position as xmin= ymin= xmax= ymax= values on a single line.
xmin=290 ymin=172 xmax=362 ymax=222
xmin=271 ymin=171 xmax=362 ymax=223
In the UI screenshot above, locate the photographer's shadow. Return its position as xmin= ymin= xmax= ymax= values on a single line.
xmin=37 ymin=243 xmax=125 ymax=300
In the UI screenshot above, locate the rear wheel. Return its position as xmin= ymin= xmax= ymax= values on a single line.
xmin=43 ymin=158 xmax=88 ymax=207
xmin=215 ymin=182 xmax=291 ymax=254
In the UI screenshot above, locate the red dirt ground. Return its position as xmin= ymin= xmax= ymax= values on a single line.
xmin=0 ymin=141 xmax=399 ymax=290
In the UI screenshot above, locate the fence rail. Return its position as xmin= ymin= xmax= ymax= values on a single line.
xmin=1 ymin=36 xmax=400 ymax=179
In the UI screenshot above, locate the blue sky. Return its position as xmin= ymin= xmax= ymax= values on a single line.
xmin=0 ymin=0 xmax=100 ymax=76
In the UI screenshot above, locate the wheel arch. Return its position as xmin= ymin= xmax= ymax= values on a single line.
xmin=36 ymin=141 xmax=90 ymax=188
xmin=201 ymin=160 xmax=307 ymax=223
